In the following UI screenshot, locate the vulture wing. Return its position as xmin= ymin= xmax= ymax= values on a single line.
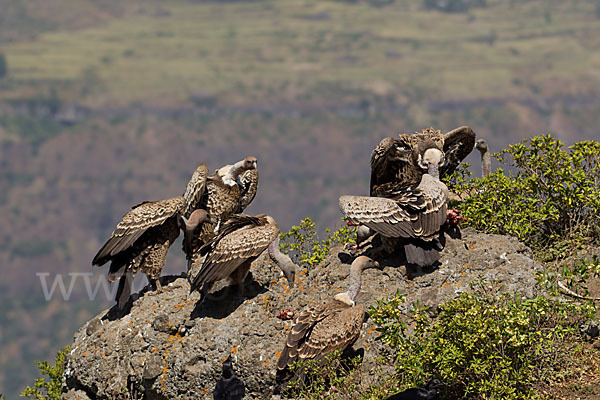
xmin=183 ymin=163 xmax=209 ymax=218
xmin=441 ymin=126 xmax=476 ymax=178
xmin=238 ymin=169 xmax=259 ymax=212
xmin=370 ymin=136 xmax=413 ymax=196
xmin=277 ymin=300 xmax=353 ymax=370
xmin=190 ymin=217 xmax=278 ymax=291
xmin=93 ymin=196 xmax=185 ymax=265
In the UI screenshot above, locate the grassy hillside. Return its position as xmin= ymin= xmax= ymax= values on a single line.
xmin=1 ymin=0 xmax=600 ymax=397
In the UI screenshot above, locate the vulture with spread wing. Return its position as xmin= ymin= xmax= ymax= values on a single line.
xmin=276 ymin=256 xmax=379 ymax=380
xmin=341 ymin=147 xmax=449 ymax=266
xmin=92 ymin=196 xmax=198 ymax=309
xmin=181 ymin=157 xmax=258 ymax=267
xmin=189 ymin=214 xmax=296 ymax=301
xmin=370 ymin=126 xmax=475 ymax=196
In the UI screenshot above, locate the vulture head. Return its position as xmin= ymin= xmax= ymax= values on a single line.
xmin=179 ymin=209 xmax=211 ymax=233
xmin=475 ymin=138 xmax=488 ymax=154
xmin=243 ymin=156 xmax=258 ymax=170
xmin=333 ymin=256 xmax=379 ymax=305
xmin=417 ymin=147 xmax=445 ymax=179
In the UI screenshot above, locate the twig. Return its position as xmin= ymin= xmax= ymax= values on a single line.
xmin=557 ymin=280 xmax=600 ymax=301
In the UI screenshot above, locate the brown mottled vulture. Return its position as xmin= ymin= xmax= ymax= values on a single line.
xmin=92 ymin=196 xmax=201 ymax=309
xmin=189 ymin=214 xmax=297 ymax=301
xmin=370 ymin=126 xmax=475 ymax=196
xmin=341 ymin=147 xmax=449 ymax=266
xmin=180 ymin=157 xmax=258 ymax=267
xmin=276 ymin=256 xmax=379 ymax=380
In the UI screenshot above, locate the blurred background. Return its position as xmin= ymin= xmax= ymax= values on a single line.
xmin=1 ymin=0 xmax=600 ymax=397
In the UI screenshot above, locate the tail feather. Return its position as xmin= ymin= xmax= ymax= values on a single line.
xmin=115 ymin=273 xmax=133 ymax=310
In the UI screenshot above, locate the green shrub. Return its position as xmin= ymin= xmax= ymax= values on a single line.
xmin=282 ymin=350 xmax=365 ymax=400
xmin=21 ymin=346 xmax=70 ymax=400
xmin=424 ymin=0 xmax=486 ymax=13
xmin=280 ymin=217 xmax=356 ymax=270
xmin=369 ymin=289 xmax=594 ymax=399
xmin=453 ymin=135 xmax=600 ymax=254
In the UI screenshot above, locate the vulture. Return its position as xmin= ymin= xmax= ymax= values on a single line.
xmin=475 ymin=138 xmax=491 ymax=178
xmin=370 ymin=126 xmax=475 ymax=196
xmin=340 ymin=147 xmax=449 ymax=266
xmin=189 ymin=214 xmax=297 ymax=300
xmin=213 ymin=355 xmax=245 ymax=400
xmin=384 ymin=379 xmax=446 ymax=400
xmin=92 ymin=196 xmax=208 ymax=309
xmin=181 ymin=157 xmax=258 ymax=267
xmin=276 ymin=256 xmax=379 ymax=379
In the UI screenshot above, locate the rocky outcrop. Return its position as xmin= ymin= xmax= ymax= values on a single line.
xmin=62 ymin=229 xmax=542 ymax=399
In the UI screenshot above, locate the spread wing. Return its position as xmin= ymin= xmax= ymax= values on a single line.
xmin=277 ymin=301 xmax=362 ymax=370
xmin=370 ymin=136 xmax=413 ymax=196
xmin=183 ymin=163 xmax=209 ymax=218
xmin=190 ymin=218 xmax=278 ymax=291
xmin=340 ymin=175 xmax=447 ymax=239
xmin=441 ymin=126 xmax=476 ymax=178
xmin=238 ymin=169 xmax=259 ymax=212
xmin=93 ymin=196 xmax=185 ymax=265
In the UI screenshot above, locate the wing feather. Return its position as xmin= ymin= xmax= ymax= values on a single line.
xmin=441 ymin=126 xmax=476 ymax=178
xmin=93 ymin=196 xmax=185 ymax=265
xmin=183 ymin=163 xmax=208 ymax=218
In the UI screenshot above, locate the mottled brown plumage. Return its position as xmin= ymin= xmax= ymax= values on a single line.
xmin=342 ymin=151 xmax=449 ymax=266
xmin=370 ymin=126 xmax=475 ymax=196
xmin=276 ymin=256 xmax=378 ymax=375
xmin=93 ymin=196 xmax=185 ymax=308
xmin=183 ymin=157 xmax=258 ymax=265
xmin=189 ymin=214 xmax=296 ymax=298
xmin=182 ymin=163 xmax=209 ymax=219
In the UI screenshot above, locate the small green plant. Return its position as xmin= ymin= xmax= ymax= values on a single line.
xmin=453 ymin=135 xmax=600 ymax=255
xmin=282 ymin=350 xmax=365 ymax=399
xmin=21 ymin=346 xmax=70 ymax=400
xmin=280 ymin=217 xmax=356 ymax=269
xmin=369 ymin=288 xmax=595 ymax=399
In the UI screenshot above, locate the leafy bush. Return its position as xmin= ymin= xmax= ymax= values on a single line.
xmin=282 ymin=350 xmax=365 ymax=400
xmin=452 ymin=135 xmax=600 ymax=254
xmin=21 ymin=346 xmax=70 ymax=399
xmin=280 ymin=217 xmax=356 ymax=270
xmin=368 ymin=289 xmax=595 ymax=399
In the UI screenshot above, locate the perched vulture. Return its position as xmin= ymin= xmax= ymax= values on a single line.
xmin=213 ymin=355 xmax=245 ymax=400
xmin=340 ymin=147 xmax=449 ymax=266
xmin=189 ymin=214 xmax=297 ymax=300
xmin=370 ymin=126 xmax=475 ymax=196
xmin=475 ymin=138 xmax=491 ymax=178
xmin=276 ymin=256 xmax=379 ymax=379
xmin=181 ymin=157 xmax=258 ymax=266
xmin=92 ymin=196 xmax=204 ymax=309
xmin=384 ymin=379 xmax=446 ymax=400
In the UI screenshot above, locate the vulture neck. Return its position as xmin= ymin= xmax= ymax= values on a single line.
xmin=346 ymin=259 xmax=366 ymax=303
xmin=223 ymin=161 xmax=247 ymax=185
xmin=480 ymin=150 xmax=491 ymax=177
xmin=267 ymin=236 xmax=297 ymax=286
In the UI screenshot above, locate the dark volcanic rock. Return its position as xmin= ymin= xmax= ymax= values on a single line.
xmin=62 ymin=229 xmax=542 ymax=399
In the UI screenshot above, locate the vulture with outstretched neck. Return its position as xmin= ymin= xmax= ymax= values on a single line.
xmin=276 ymin=256 xmax=379 ymax=379
xmin=340 ymin=147 xmax=449 ymax=266
xmin=189 ymin=214 xmax=297 ymax=301
xmin=370 ymin=126 xmax=475 ymax=196
xmin=475 ymin=138 xmax=491 ymax=178
xmin=180 ymin=157 xmax=258 ymax=267
xmin=92 ymin=196 xmax=201 ymax=309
